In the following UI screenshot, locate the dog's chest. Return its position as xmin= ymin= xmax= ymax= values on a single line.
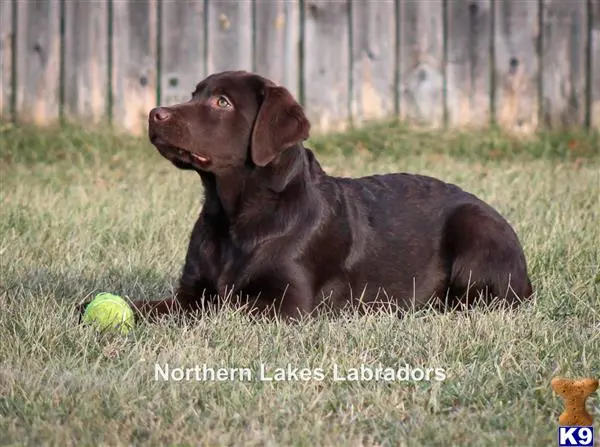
xmin=212 ymin=238 xmax=261 ymax=296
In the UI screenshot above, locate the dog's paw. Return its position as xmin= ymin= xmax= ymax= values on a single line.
xmin=75 ymin=301 xmax=91 ymax=323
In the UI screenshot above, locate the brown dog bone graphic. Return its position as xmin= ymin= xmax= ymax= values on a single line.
xmin=551 ymin=377 xmax=599 ymax=426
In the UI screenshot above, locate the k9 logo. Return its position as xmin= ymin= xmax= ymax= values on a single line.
xmin=558 ymin=427 xmax=594 ymax=447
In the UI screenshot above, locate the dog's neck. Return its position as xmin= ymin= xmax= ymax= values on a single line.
xmin=199 ymin=144 xmax=310 ymax=221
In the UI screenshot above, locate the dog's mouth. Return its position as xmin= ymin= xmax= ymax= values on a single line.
xmin=172 ymin=146 xmax=211 ymax=166
xmin=151 ymin=136 xmax=212 ymax=168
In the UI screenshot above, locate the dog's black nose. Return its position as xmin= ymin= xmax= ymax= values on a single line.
xmin=150 ymin=107 xmax=171 ymax=123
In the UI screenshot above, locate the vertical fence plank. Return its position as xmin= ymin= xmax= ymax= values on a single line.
xmin=592 ymin=0 xmax=600 ymax=129
xmin=254 ymin=0 xmax=300 ymax=97
xmin=494 ymin=0 xmax=540 ymax=133
xmin=399 ymin=0 xmax=445 ymax=127
xmin=350 ymin=0 xmax=396 ymax=125
xmin=112 ymin=0 xmax=157 ymax=135
xmin=5 ymin=0 xmax=594 ymax=134
xmin=207 ymin=0 xmax=253 ymax=73
xmin=303 ymin=0 xmax=350 ymax=132
xmin=0 ymin=0 xmax=13 ymax=120
xmin=446 ymin=0 xmax=493 ymax=128
xmin=63 ymin=1 xmax=109 ymax=124
xmin=15 ymin=0 xmax=61 ymax=125
xmin=160 ymin=1 xmax=205 ymax=106
xmin=540 ymin=0 xmax=588 ymax=128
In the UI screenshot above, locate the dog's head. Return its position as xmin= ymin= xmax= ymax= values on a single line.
xmin=148 ymin=71 xmax=310 ymax=173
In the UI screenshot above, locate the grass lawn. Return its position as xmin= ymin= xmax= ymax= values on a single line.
xmin=1 ymin=121 xmax=599 ymax=446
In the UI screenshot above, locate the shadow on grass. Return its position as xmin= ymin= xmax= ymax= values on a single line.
xmin=2 ymin=265 xmax=176 ymax=306
xmin=1 ymin=120 xmax=598 ymax=169
xmin=309 ymin=120 xmax=600 ymax=162
xmin=0 ymin=265 xmax=452 ymax=325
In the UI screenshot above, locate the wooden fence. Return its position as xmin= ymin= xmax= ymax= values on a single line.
xmin=1 ymin=0 xmax=599 ymax=135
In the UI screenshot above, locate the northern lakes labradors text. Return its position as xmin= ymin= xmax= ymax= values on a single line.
xmin=155 ymin=363 xmax=447 ymax=382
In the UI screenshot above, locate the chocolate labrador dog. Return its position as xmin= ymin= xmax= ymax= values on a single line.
xmin=99 ymin=70 xmax=533 ymax=321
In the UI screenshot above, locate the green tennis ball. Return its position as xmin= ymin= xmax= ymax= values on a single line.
xmin=83 ymin=293 xmax=134 ymax=334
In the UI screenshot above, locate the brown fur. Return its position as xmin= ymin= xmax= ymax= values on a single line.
xmin=81 ymin=70 xmax=533 ymax=323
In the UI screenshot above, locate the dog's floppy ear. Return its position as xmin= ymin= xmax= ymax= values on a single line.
xmin=250 ymin=86 xmax=310 ymax=167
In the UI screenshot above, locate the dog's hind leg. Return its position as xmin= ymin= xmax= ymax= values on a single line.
xmin=441 ymin=203 xmax=533 ymax=309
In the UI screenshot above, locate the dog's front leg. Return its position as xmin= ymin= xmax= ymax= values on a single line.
xmin=76 ymin=285 xmax=214 ymax=325
xmin=243 ymin=268 xmax=314 ymax=321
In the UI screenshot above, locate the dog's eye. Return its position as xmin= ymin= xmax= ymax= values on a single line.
xmin=216 ymin=95 xmax=231 ymax=109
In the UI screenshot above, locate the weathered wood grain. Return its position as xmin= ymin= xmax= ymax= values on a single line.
xmin=112 ymin=0 xmax=158 ymax=135
xmin=0 ymin=0 xmax=13 ymax=120
xmin=5 ymin=0 xmax=596 ymax=134
xmin=591 ymin=0 xmax=600 ymax=129
xmin=398 ymin=0 xmax=445 ymax=127
xmin=15 ymin=0 xmax=61 ymax=125
xmin=63 ymin=1 xmax=109 ymax=124
xmin=254 ymin=0 xmax=300 ymax=97
xmin=540 ymin=0 xmax=587 ymax=128
xmin=494 ymin=0 xmax=540 ymax=133
xmin=350 ymin=0 xmax=396 ymax=125
xmin=160 ymin=0 xmax=205 ymax=106
xmin=446 ymin=0 xmax=493 ymax=128
xmin=303 ymin=0 xmax=350 ymax=132
xmin=206 ymin=0 xmax=252 ymax=73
